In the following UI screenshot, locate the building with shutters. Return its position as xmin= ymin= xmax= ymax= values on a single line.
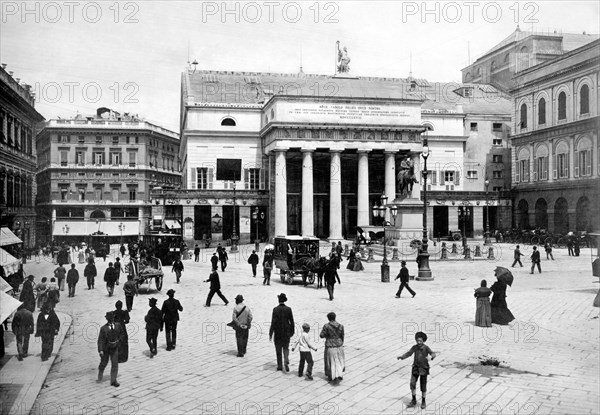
xmin=510 ymin=39 xmax=599 ymax=233
xmin=166 ymin=68 xmax=513 ymax=245
xmin=35 ymin=108 xmax=181 ymax=244
xmin=0 ymin=64 xmax=45 ymax=249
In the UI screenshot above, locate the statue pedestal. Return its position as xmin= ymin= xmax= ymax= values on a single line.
xmin=390 ymin=198 xmax=425 ymax=240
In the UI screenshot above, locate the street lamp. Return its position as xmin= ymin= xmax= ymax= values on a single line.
xmin=252 ymin=208 xmax=265 ymax=252
xmin=417 ymin=134 xmax=433 ymax=281
xmin=372 ymin=194 xmax=398 ymax=282
xmin=230 ymin=181 xmax=239 ymax=252
xmin=459 ymin=206 xmax=471 ymax=246
xmin=484 ymin=179 xmax=491 ymax=245
xmin=118 ymin=222 xmax=125 ymax=244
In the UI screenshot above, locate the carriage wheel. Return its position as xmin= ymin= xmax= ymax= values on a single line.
xmin=530 ymin=236 xmax=540 ymax=246
xmin=280 ymin=270 xmax=285 ymax=283
xmin=155 ymin=275 xmax=163 ymax=291
xmin=285 ymin=272 xmax=294 ymax=285
xmin=556 ymin=237 xmax=567 ymax=249
xmin=544 ymin=237 xmax=554 ymax=246
xmin=453 ymin=233 xmax=461 ymax=241
xmin=307 ymin=272 xmax=315 ymax=285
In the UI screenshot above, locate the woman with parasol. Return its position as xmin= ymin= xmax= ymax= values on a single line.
xmin=474 ymin=280 xmax=492 ymax=327
xmin=490 ymin=267 xmax=515 ymax=325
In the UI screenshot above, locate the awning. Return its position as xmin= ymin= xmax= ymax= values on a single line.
xmin=1 ymin=247 xmax=21 ymax=275
xmin=96 ymin=221 xmax=141 ymax=236
xmin=164 ymin=220 xmax=181 ymax=229
xmin=1 ymin=276 xmax=14 ymax=293
xmin=0 ymin=290 xmax=22 ymax=323
xmin=54 ymin=221 xmax=91 ymax=236
xmin=0 ymin=227 xmax=22 ymax=246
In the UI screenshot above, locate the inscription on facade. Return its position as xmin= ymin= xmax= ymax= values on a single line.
xmin=288 ymin=104 xmax=409 ymax=121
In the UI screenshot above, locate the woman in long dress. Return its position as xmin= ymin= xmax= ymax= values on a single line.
xmin=35 ymin=277 xmax=48 ymax=310
xmin=113 ymin=300 xmax=130 ymax=363
xmin=320 ymin=312 xmax=345 ymax=382
xmin=474 ymin=280 xmax=492 ymax=327
xmin=490 ymin=276 xmax=515 ymax=325
xmin=352 ymin=253 xmax=364 ymax=271
xmin=78 ymin=249 xmax=85 ymax=264
xmin=346 ymin=249 xmax=356 ymax=270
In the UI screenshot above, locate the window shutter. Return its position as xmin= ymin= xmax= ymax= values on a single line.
xmin=208 ymin=168 xmax=213 ymax=189
xmin=191 ymin=167 xmax=197 ymax=189
xmin=552 ymin=155 xmax=557 ymax=179
xmin=532 ymin=159 xmax=538 ymax=182
xmin=515 ymin=162 xmax=520 ymax=183
xmin=244 ymin=169 xmax=249 ymax=190
xmin=566 ymin=154 xmax=570 ymax=178
xmin=431 ymin=171 xmax=437 ymax=185
xmin=526 ymin=159 xmax=530 ymax=182
xmin=259 ymin=168 xmax=265 ymax=190
xmin=543 ymin=157 xmax=548 ymax=180
xmin=440 ymin=171 xmax=445 ymax=185
xmin=574 ymin=150 xmax=579 ymax=177
xmin=586 ymin=151 xmax=592 ymax=176
xmin=455 ymin=170 xmax=460 ymax=185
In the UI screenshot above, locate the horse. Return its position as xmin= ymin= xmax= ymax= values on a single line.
xmin=396 ymin=160 xmax=417 ymax=196
xmin=295 ymin=256 xmax=339 ymax=288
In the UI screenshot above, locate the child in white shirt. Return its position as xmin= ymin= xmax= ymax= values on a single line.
xmin=292 ymin=323 xmax=318 ymax=380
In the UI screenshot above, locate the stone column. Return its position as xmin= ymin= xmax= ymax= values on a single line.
xmin=448 ymin=206 xmax=459 ymax=231
xmin=329 ymin=150 xmax=343 ymax=240
xmin=547 ymin=209 xmax=555 ymax=233
xmin=357 ymin=150 xmax=370 ymax=227
xmin=473 ymin=206 xmax=484 ymax=237
xmin=301 ymin=149 xmax=314 ymax=236
xmin=548 ymin=139 xmax=554 ymax=183
xmin=274 ymin=150 xmax=288 ymax=237
xmin=384 ymin=151 xmax=396 ymax=222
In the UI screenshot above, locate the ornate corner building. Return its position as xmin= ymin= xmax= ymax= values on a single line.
xmin=35 ymin=108 xmax=181 ymax=244
xmin=0 ymin=65 xmax=44 ymax=248
xmin=510 ymin=39 xmax=600 ymax=233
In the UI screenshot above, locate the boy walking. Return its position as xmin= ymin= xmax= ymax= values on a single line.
xmin=397 ymin=331 xmax=437 ymax=410
xmin=530 ymin=246 xmax=542 ymax=274
xmin=395 ymin=261 xmax=416 ymax=298
xmin=292 ymin=323 xmax=318 ymax=380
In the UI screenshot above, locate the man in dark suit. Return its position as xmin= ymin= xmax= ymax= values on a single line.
xmin=204 ymin=271 xmax=229 ymax=307
xmin=269 ymin=293 xmax=295 ymax=372
xmin=395 ymin=260 xmax=416 ymax=298
xmin=144 ymin=298 xmax=163 ymax=356
xmin=248 ymin=250 xmax=259 ymax=277
xmin=161 ymin=289 xmax=183 ymax=351
xmin=103 ymin=262 xmax=118 ymax=297
xmin=19 ymin=275 xmax=36 ymax=312
xmin=12 ymin=304 xmax=34 ymax=361
xmin=97 ymin=311 xmax=122 ymax=387
xmin=210 ymin=253 xmax=219 ymax=271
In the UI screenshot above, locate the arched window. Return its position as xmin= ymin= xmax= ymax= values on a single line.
xmin=516 ymin=147 xmax=530 ymax=182
xmin=554 ymin=141 xmax=569 ymax=179
xmin=520 ymin=103 xmax=528 ymax=129
xmin=558 ymin=91 xmax=567 ymax=120
xmin=465 ymin=72 xmax=471 ymax=81
xmin=576 ymin=136 xmax=593 ymax=177
xmin=504 ymin=54 xmax=510 ymax=63
xmin=580 ymin=84 xmax=590 ymax=114
xmin=221 ymin=118 xmax=236 ymax=126
xmin=538 ymin=98 xmax=546 ymax=125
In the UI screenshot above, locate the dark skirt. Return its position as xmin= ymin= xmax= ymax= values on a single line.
xmin=490 ymin=296 xmax=515 ymax=325
xmin=475 ymin=297 xmax=492 ymax=327
xmin=118 ymin=331 xmax=129 ymax=363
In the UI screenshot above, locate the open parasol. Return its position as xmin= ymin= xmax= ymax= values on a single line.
xmin=494 ymin=266 xmax=514 ymax=286
xmin=263 ymin=244 xmax=275 ymax=251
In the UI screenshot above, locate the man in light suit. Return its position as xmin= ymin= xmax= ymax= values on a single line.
xmin=269 ymin=293 xmax=295 ymax=372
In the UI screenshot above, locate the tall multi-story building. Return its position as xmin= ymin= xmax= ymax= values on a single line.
xmin=36 ymin=108 xmax=181 ymax=244
xmin=161 ymin=67 xmax=511 ymax=245
xmin=461 ymin=27 xmax=598 ymax=93
xmin=0 ymin=64 xmax=45 ymax=248
xmin=510 ymin=39 xmax=599 ymax=233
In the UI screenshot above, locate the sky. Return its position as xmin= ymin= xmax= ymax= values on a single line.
xmin=1 ymin=0 xmax=599 ymax=132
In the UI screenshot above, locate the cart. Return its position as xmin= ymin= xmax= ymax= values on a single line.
xmin=127 ymin=256 xmax=164 ymax=291
xmin=274 ymin=236 xmax=320 ymax=285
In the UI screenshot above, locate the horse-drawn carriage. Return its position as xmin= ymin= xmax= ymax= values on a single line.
xmin=127 ymin=256 xmax=164 ymax=291
xmin=274 ymin=236 xmax=321 ymax=285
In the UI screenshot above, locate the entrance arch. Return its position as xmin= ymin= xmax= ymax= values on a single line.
xmin=554 ymin=198 xmax=569 ymax=234
xmin=534 ymin=198 xmax=548 ymax=230
xmin=576 ymin=196 xmax=591 ymax=231
xmin=517 ymin=199 xmax=529 ymax=229
xmin=90 ymin=210 xmax=106 ymax=220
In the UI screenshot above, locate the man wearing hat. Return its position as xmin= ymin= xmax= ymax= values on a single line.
xmin=269 ymin=293 xmax=295 ymax=371
xmin=247 ymin=250 xmax=259 ymax=277
xmin=19 ymin=275 xmax=36 ymax=312
xmin=97 ymin=311 xmax=122 ymax=387
xmin=232 ymin=294 xmax=253 ymax=357
xmin=161 ymin=289 xmax=183 ymax=351
xmin=395 ymin=261 xmax=416 ymax=298
xmin=144 ymin=298 xmax=163 ymax=356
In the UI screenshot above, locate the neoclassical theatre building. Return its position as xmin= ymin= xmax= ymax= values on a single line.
xmin=164 ymin=68 xmax=513 ymax=244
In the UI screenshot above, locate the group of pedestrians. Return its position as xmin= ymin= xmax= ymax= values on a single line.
xmin=11 ymin=302 xmax=60 ymax=362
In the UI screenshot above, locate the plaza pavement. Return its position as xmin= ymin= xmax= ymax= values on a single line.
xmin=1 ymin=242 xmax=598 ymax=415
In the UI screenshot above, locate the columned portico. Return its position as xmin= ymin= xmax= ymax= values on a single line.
xmin=357 ymin=150 xmax=370 ymax=227
xmin=329 ymin=150 xmax=343 ymax=240
xmin=301 ymin=149 xmax=315 ymax=236
xmin=274 ymin=149 xmax=288 ymax=237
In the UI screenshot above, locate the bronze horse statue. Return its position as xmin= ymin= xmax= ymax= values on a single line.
xmin=396 ymin=158 xmax=417 ymax=196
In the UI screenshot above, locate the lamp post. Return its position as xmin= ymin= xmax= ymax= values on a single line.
xmin=459 ymin=206 xmax=471 ymax=246
xmin=252 ymin=208 xmax=265 ymax=252
xmin=230 ymin=182 xmax=239 ymax=252
xmin=484 ymin=179 xmax=491 ymax=245
xmin=119 ymin=222 xmax=125 ymax=245
xmin=372 ymin=194 xmax=398 ymax=282
xmin=417 ymin=135 xmax=433 ymax=281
